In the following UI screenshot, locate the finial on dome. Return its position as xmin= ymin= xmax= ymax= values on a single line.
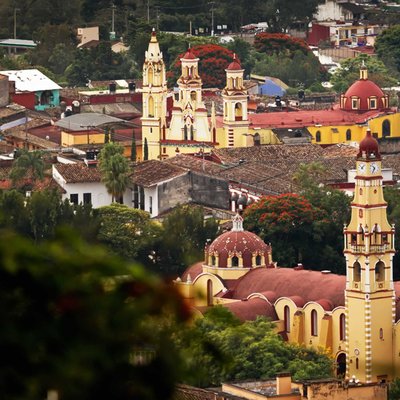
xmin=150 ymin=27 xmax=158 ymax=42
xmin=232 ymin=213 xmax=244 ymax=232
xmin=360 ymin=60 xmax=368 ymax=80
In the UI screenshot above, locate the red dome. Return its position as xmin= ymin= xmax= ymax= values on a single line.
xmin=227 ymin=54 xmax=242 ymax=70
xmin=357 ymin=129 xmax=380 ymax=159
xmin=207 ymin=230 xmax=271 ymax=268
xmin=341 ymin=79 xmax=387 ymax=111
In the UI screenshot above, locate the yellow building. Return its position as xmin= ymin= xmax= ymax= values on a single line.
xmin=142 ymin=30 xmax=400 ymax=155
xmin=176 ymin=130 xmax=400 ymax=384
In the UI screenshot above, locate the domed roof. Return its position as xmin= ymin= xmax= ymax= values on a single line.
xmin=182 ymin=47 xmax=197 ymax=60
xmin=341 ymin=66 xmax=388 ymax=111
xmin=207 ymin=214 xmax=271 ymax=269
xmin=227 ymin=54 xmax=242 ymax=71
xmin=357 ymin=128 xmax=380 ymax=159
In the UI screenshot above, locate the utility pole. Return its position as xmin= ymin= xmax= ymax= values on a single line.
xmin=147 ymin=0 xmax=150 ymax=23
xmin=209 ymin=2 xmax=215 ymax=37
xmin=13 ymin=8 xmax=19 ymax=39
xmin=110 ymin=3 xmax=116 ymax=40
xmin=156 ymin=6 xmax=159 ymax=31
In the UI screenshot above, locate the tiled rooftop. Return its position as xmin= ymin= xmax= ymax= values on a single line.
xmin=54 ymin=163 xmax=102 ymax=183
xmin=131 ymin=160 xmax=187 ymax=187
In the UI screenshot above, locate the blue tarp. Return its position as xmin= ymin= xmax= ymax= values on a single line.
xmin=259 ymin=79 xmax=286 ymax=96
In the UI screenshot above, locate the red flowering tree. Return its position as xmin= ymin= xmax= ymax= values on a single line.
xmin=243 ymin=193 xmax=322 ymax=267
xmin=167 ymin=44 xmax=234 ymax=88
xmin=254 ymin=33 xmax=310 ymax=56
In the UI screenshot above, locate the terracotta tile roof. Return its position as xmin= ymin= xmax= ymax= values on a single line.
xmin=131 ymin=160 xmax=187 ymax=187
xmin=223 ymin=297 xmax=278 ymax=321
xmin=174 ymin=385 xmax=222 ymax=400
xmin=164 ymin=154 xmax=225 ymax=176
xmin=5 ymin=130 xmax=59 ymax=149
xmin=0 ymin=103 xmax=26 ymax=118
xmin=54 ymin=163 xmax=102 ymax=183
xmin=29 ymin=124 xmax=61 ymax=145
xmin=231 ymin=267 xmax=346 ymax=309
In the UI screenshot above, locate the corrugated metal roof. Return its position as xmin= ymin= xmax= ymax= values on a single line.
xmin=55 ymin=112 xmax=128 ymax=131
xmin=0 ymin=69 xmax=61 ymax=92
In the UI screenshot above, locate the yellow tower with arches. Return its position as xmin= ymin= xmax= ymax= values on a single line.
xmin=141 ymin=29 xmax=167 ymax=160
xmin=344 ymin=129 xmax=396 ymax=383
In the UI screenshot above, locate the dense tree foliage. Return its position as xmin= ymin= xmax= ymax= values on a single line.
xmin=98 ymin=142 xmax=130 ymax=203
xmin=375 ymin=25 xmax=400 ymax=78
xmin=331 ymin=53 xmax=398 ymax=92
xmin=10 ymin=149 xmax=45 ymax=187
xmin=168 ymin=44 xmax=233 ymax=88
xmin=0 ymin=228 xmax=189 ymax=399
xmin=176 ymin=306 xmax=333 ymax=387
xmin=244 ymin=163 xmax=350 ymax=273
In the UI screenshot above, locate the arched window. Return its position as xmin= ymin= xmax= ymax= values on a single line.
xmin=254 ymin=133 xmax=261 ymax=146
xmin=207 ymin=279 xmax=213 ymax=306
xmin=232 ymin=256 xmax=239 ymax=267
xmin=255 ymin=255 xmax=262 ymax=266
xmin=148 ymin=67 xmax=154 ymax=85
xmin=380 ymin=328 xmax=384 ymax=340
xmin=235 ymin=103 xmax=243 ymax=120
xmin=190 ymin=125 xmax=194 ymax=140
xmin=190 ymin=91 xmax=197 ymax=101
xmin=356 ymin=358 xmax=359 ymax=369
xmin=311 ymin=309 xmax=318 ymax=336
xmin=211 ymin=255 xmax=216 ymax=266
xmin=353 ymin=261 xmax=361 ymax=282
xmin=346 ymin=129 xmax=352 ymax=141
xmin=375 ymin=261 xmax=385 ymax=282
xmin=284 ymin=305 xmax=290 ymax=333
xmin=315 ymin=130 xmax=321 ymax=142
xmin=383 ymin=119 xmax=391 ymax=138
xmin=339 ymin=313 xmax=346 ymax=341
xmin=148 ymin=96 xmax=154 ymax=117
xmin=184 ymin=125 xmax=188 ymax=140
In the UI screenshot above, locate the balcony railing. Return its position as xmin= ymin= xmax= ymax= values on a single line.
xmin=348 ymin=243 xmax=390 ymax=253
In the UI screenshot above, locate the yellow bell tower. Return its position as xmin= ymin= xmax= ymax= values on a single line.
xmin=141 ymin=29 xmax=167 ymax=160
xmin=222 ymin=54 xmax=249 ymax=147
xmin=344 ymin=129 xmax=396 ymax=383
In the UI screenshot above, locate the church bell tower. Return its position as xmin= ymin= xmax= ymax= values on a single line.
xmin=141 ymin=29 xmax=167 ymax=160
xmin=344 ymin=129 xmax=395 ymax=383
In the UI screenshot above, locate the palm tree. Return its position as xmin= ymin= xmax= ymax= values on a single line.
xmin=10 ymin=149 xmax=45 ymax=187
xmin=99 ymin=143 xmax=130 ymax=203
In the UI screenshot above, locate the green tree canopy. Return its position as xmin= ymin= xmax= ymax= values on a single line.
xmin=330 ymin=53 xmax=397 ymax=93
xmin=176 ymin=306 xmax=333 ymax=387
xmin=98 ymin=142 xmax=130 ymax=203
xmin=10 ymin=149 xmax=45 ymax=188
xmin=375 ymin=24 xmax=400 ymax=77
xmin=0 ymin=228 xmax=189 ymax=400
xmin=96 ymin=203 xmax=161 ymax=262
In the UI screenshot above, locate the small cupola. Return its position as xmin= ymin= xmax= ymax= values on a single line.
xmin=357 ymin=128 xmax=381 ymax=160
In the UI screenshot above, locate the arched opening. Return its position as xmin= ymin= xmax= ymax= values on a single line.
xmin=184 ymin=125 xmax=188 ymax=140
xmin=235 ymin=103 xmax=243 ymax=121
xmin=148 ymin=67 xmax=154 ymax=85
xmin=375 ymin=261 xmax=385 ymax=282
xmin=339 ymin=313 xmax=346 ymax=341
xmin=346 ymin=129 xmax=352 ymax=141
xmin=254 ymin=133 xmax=261 ymax=146
xmin=380 ymin=327 xmax=384 ymax=340
xmin=356 ymin=358 xmax=359 ymax=369
xmin=311 ymin=309 xmax=318 ymax=336
xmin=207 ymin=279 xmax=213 ymax=306
xmin=353 ymin=261 xmax=361 ymax=282
xmin=148 ymin=96 xmax=154 ymax=117
xmin=235 ymin=77 xmax=240 ymax=88
xmin=383 ymin=119 xmax=391 ymax=138
xmin=315 ymin=130 xmax=321 ymax=142
xmin=336 ymin=353 xmax=346 ymax=378
xmin=211 ymin=255 xmax=216 ymax=266
xmin=190 ymin=91 xmax=197 ymax=101
xmin=284 ymin=305 xmax=290 ymax=333
xmin=255 ymin=255 xmax=262 ymax=266
xmin=190 ymin=125 xmax=194 ymax=140
xmin=231 ymin=256 xmax=239 ymax=267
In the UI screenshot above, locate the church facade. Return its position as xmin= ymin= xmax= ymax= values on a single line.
xmin=175 ymin=131 xmax=400 ymax=384
xmin=141 ymin=31 xmax=400 ymax=158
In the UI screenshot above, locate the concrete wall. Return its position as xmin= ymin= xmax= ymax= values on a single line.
xmin=189 ymin=172 xmax=229 ymax=210
xmin=157 ymin=173 xmax=191 ymax=214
